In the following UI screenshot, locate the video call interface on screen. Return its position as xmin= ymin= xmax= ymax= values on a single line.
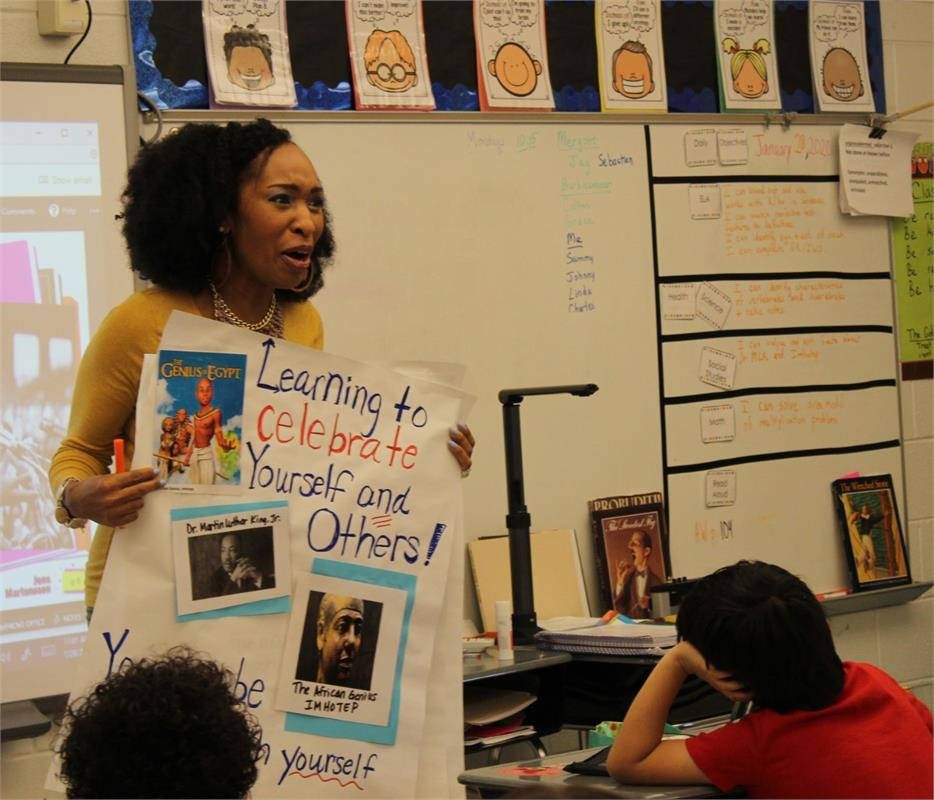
xmin=1 ymin=106 xmax=130 ymax=703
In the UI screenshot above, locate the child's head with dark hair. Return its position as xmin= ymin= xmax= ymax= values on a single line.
xmin=676 ymin=560 xmax=844 ymax=713
xmin=57 ymin=647 xmax=263 ymax=798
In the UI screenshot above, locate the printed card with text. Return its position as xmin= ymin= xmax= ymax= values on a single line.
xmin=700 ymin=404 xmax=735 ymax=443
xmin=202 ymin=0 xmax=297 ymax=108
xmin=661 ymin=283 xmax=696 ymax=320
xmin=595 ymin=0 xmax=667 ymax=112
xmin=171 ymin=500 xmax=291 ymax=617
xmin=689 ymin=185 xmax=722 ymax=220
xmin=474 ymin=0 xmax=554 ymax=111
xmin=684 ymin=129 xmax=718 ymax=167
xmin=696 ymin=282 xmax=733 ymax=328
xmin=699 ymin=346 xmax=737 ymax=390
xmin=714 ymin=0 xmax=781 ymax=111
xmin=717 ymin=128 xmax=749 ymax=165
xmin=838 ymin=124 xmax=919 ymax=217
xmin=346 ymin=0 xmax=434 ymax=110
xmin=809 ymin=0 xmax=875 ymax=113
xmin=276 ymin=570 xmax=405 ymax=736
xmin=705 ymin=470 xmax=736 ymax=507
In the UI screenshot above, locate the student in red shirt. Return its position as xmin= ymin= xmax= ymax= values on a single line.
xmin=606 ymin=560 xmax=933 ymax=798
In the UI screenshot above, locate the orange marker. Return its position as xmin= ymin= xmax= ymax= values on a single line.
xmin=816 ymin=589 xmax=851 ymax=601
xmin=113 ymin=438 xmax=125 ymax=473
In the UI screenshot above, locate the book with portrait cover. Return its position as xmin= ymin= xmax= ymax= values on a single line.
xmin=831 ymin=474 xmax=911 ymax=592
xmin=588 ymin=492 xmax=670 ymax=618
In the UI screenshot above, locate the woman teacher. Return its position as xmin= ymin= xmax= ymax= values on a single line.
xmin=49 ymin=119 xmax=474 ymax=615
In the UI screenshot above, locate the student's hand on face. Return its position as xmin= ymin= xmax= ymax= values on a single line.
xmin=448 ymin=423 xmax=476 ymax=474
xmin=64 ymin=468 xmax=164 ymax=527
xmin=673 ymin=642 xmax=752 ymax=702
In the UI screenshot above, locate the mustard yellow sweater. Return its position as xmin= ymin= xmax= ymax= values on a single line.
xmin=49 ymin=287 xmax=324 ymax=608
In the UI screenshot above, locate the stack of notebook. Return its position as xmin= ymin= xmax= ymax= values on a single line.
xmin=534 ymin=617 xmax=677 ymax=656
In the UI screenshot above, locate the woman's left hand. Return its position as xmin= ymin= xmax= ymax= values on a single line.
xmin=448 ymin=423 xmax=475 ymax=475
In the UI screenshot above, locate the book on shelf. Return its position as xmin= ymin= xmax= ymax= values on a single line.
xmin=468 ymin=528 xmax=589 ymax=631
xmin=588 ymin=492 xmax=670 ymax=618
xmin=831 ymin=474 xmax=911 ymax=592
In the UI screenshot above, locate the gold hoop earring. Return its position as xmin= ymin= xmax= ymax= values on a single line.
xmin=293 ymin=267 xmax=314 ymax=294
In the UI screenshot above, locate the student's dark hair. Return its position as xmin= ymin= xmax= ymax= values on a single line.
xmin=56 ymin=647 xmax=263 ymax=799
xmin=676 ymin=560 xmax=844 ymax=712
xmin=122 ymin=118 xmax=335 ymax=300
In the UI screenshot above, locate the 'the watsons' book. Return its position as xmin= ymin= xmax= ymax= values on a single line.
xmin=831 ymin=474 xmax=911 ymax=592
xmin=588 ymin=492 xmax=670 ymax=618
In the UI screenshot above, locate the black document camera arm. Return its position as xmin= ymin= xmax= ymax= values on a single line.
xmin=498 ymin=384 xmax=599 ymax=644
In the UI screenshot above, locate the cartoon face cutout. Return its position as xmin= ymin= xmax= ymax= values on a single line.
xmin=734 ymin=57 xmax=768 ymax=98
xmin=488 ymin=42 xmax=542 ymax=97
xmin=227 ymin=45 xmax=274 ymax=91
xmin=822 ymin=48 xmax=863 ymax=102
xmin=612 ymin=45 xmax=654 ymax=99
xmin=364 ymin=30 xmax=418 ymax=93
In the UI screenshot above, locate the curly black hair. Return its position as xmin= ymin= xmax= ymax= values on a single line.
xmin=122 ymin=118 xmax=335 ymax=300
xmin=56 ymin=647 xmax=263 ymax=799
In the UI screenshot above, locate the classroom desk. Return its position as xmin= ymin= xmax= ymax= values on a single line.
xmin=463 ymin=646 xmax=573 ymax=757
xmin=458 ymin=745 xmax=722 ymax=799
xmin=463 ymin=645 xmax=573 ymax=683
xmin=559 ymin=652 xmax=733 ymax=728
xmin=463 ymin=646 xmax=729 ymax=756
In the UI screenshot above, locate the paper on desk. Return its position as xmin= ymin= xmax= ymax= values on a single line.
xmin=464 ymin=725 xmax=536 ymax=747
xmin=839 ymin=124 xmax=919 ymax=217
xmin=538 ymin=616 xmax=605 ymax=632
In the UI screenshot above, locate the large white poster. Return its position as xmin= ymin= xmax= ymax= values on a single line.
xmin=54 ymin=312 xmax=470 ymax=797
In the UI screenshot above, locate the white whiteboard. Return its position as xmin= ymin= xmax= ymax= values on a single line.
xmin=146 ymin=116 xmax=905 ymax=606
xmin=654 ymin=181 xmax=891 ymax=276
xmin=286 ymin=121 xmax=662 ymax=615
xmin=651 ymin=124 xmax=903 ymax=593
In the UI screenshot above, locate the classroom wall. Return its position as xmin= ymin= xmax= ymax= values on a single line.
xmin=1 ymin=1 xmax=931 ymax=796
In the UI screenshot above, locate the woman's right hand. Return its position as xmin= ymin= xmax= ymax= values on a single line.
xmin=64 ymin=468 xmax=164 ymax=527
